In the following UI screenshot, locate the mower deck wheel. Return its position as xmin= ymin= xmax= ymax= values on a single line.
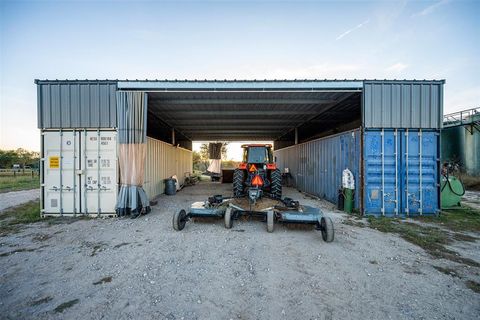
xmin=267 ymin=210 xmax=274 ymax=233
xmin=224 ymin=207 xmax=233 ymax=229
xmin=173 ymin=209 xmax=187 ymax=231
xmin=320 ymin=216 xmax=334 ymax=242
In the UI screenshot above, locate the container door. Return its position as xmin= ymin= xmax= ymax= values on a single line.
xmin=363 ymin=130 xmax=400 ymax=217
xmin=43 ymin=131 xmax=80 ymax=214
xmin=81 ymin=131 xmax=117 ymax=215
xmin=401 ymin=130 xmax=439 ymax=215
xmin=364 ymin=129 xmax=439 ymax=216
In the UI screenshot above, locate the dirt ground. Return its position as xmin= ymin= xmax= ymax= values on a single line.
xmin=0 ymin=182 xmax=479 ymax=320
xmin=463 ymin=190 xmax=480 ymax=210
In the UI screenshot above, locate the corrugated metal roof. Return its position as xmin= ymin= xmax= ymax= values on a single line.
xmin=35 ymin=79 xmax=445 ymax=84
xmin=148 ymin=90 xmax=361 ymax=141
xmin=35 ymin=79 xmax=445 ymax=138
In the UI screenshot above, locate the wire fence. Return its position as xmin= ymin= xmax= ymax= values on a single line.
xmin=0 ymin=169 xmax=40 ymax=177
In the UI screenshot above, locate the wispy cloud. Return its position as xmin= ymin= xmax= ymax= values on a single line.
xmin=386 ymin=62 xmax=408 ymax=73
xmin=412 ymin=0 xmax=450 ymax=17
xmin=266 ymin=63 xmax=364 ymax=79
xmin=336 ymin=19 xmax=370 ymax=40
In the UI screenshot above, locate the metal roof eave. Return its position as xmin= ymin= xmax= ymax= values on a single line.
xmin=117 ymin=80 xmax=364 ymax=91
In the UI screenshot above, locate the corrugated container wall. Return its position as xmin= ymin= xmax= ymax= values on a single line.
xmin=363 ymin=129 xmax=440 ymax=217
xmin=274 ymin=129 xmax=361 ymax=208
xmin=363 ymin=81 xmax=444 ymax=129
xmin=37 ymin=81 xmax=117 ymax=128
xmin=144 ymin=137 xmax=193 ymax=199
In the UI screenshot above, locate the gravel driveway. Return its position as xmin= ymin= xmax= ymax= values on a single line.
xmin=0 ymin=189 xmax=40 ymax=211
xmin=463 ymin=190 xmax=480 ymax=210
xmin=0 ymin=183 xmax=479 ymax=319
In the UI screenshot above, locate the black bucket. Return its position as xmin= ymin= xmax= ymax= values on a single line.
xmin=337 ymin=189 xmax=344 ymax=210
xmin=165 ymin=178 xmax=176 ymax=195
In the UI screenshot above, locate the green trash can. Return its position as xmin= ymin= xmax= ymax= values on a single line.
xmin=344 ymin=188 xmax=354 ymax=213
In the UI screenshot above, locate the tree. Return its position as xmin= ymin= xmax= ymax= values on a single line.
xmin=0 ymin=150 xmax=18 ymax=169
xmin=200 ymin=142 xmax=228 ymax=160
xmin=0 ymin=149 xmax=40 ymax=169
xmin=192 ymin=151 xmax=208 ymax=172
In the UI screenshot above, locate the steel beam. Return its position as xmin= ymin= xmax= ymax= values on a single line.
xmin=182 ymin=130 xmax=285 ymax=134
xmin=151 ymin=99 xmax=337 ymax=105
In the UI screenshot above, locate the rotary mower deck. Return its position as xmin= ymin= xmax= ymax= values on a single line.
xmin=172 ymin=195 xmax=334 ymax=242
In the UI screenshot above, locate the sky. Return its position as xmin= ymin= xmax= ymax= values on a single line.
xmin=1 ymin=0 xmax=479 ymax=156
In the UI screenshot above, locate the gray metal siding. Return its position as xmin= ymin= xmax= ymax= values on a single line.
xmin=363 ymin=81 xmax=444 ymax=129
xmin=37 ymin=82 xmax=117 ymax=128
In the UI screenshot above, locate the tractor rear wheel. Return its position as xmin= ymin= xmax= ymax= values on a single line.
xmin=270 ymin=169 xmax=282 ymax=199
xmin=233 ymin=169 xmax=244 ymax=197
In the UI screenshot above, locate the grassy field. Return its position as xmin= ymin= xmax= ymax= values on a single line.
xmin=0 ymin=200 xmax=42 ymax=236
xmin=0 ymin=175 xmax=40 ymax=193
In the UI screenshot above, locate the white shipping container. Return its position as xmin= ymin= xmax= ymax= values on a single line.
xmin=42 ymin=130 xmax=118 ymax=216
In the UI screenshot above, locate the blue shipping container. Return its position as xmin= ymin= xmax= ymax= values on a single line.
xmin=274 ymin=129 xmax=361 ymax=208
xmin=364 ymin=129 xmax=439 ymax=217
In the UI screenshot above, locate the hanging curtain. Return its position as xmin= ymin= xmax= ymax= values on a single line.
xmin=116 ymin=91 xmax=150 ymax=217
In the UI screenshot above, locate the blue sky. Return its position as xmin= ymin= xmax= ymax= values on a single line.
xmin=1 ymin=0 xmax=479 ymax=152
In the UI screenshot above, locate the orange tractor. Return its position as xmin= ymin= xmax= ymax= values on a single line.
xmin=233 ymin=144 xmax=282 ymax=203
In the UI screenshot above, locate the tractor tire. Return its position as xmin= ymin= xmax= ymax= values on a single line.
xmin=224 ymin=207 xmax=233 ymax=229
xmin=320 ymin=216 xmax=334 ymax=242
xmin=267 ymin=210 xmax=275 ymax=233
xmin=270 ymin=169 xmax=282 ymax=199
xmin=233 ymin=169 xmax=244 ymax=197
xmin=173 ymin=209 xmax=187 ymax=231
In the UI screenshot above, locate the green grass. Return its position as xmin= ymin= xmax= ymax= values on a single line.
xmin=0 ymin=200 xmax=42 ymax=236
xmin=342 ymin=219 xmax=366 ymax=228
xmin=367 ymin=216 xmax=480 ymax=267
xmin=465 ymin=280 xmax=480 ymax=293
xmin=0 ymin=175 xmax=40 ymax=193
xmin=418 ymin=206 xmax=480 ymax=232
xmin=53 ymin=299 xmax=80 ymax=313
xmin=432 ymin=266 xmax=461 ymax=278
